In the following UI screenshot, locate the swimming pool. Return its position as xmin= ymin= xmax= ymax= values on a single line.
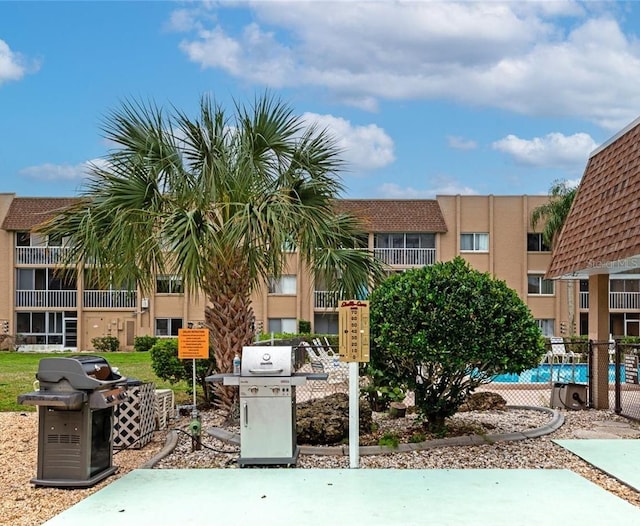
xmin=491 ymin=363 xmax=629 ymax=384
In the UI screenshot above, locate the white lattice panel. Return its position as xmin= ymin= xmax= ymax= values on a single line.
xmin=114 ymin=382 xmax=156 ymax=449
xmin=154 ymin=389 xmax=175 ymax=430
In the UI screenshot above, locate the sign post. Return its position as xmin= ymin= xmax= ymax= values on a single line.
xmin=338 ymin=300 xmax=370 ymax=469
xmin=178 ymin=328 xmax=210 ymax=451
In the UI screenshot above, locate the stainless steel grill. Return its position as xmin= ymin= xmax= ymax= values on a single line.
xmin=18 ymin=355 xmax=128 ymax=487
xmin=207 ymin=345 xmax=326 ymax=466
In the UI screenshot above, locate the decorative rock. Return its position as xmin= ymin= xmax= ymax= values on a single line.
xmin=296 ymin=393 xmax=372 ymax=445
xmin=458 ymin=391 xmax=507 ymax=412
xmin=389 ymin=402 xmax=407 ymax=418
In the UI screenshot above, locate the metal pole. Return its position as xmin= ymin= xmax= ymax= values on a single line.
xmin=349 ymin=361 xmax=359 ymax=468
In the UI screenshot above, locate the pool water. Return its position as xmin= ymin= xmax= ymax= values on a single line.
xmin=491 ymin=363 xmax=629 ymax=384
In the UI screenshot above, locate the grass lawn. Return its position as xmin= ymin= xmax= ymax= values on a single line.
xmin=0 ymin=351 xmax=192 ymax=412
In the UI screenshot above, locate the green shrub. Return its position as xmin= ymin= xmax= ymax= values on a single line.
xmin=370 ymin=257 xmax=545 ymax=433
xmin=378 ymin=432 xmax=400 ymax=449
xmin=149 ymin=338 xmax=217 ymax=404
xmin=298 ymin=320 xmax=311 ymax=334
xmin=134 ymin=335 xmax=158 ymax=353
xmin=91 ymin=336 xmax=120 ymax=352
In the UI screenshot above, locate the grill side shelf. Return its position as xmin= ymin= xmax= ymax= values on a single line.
xmin=17 ymin=391 xmax=87 ymax=410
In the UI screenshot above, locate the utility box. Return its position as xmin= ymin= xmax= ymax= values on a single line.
xmin=551 ymin=382 xmax=588 ymax=410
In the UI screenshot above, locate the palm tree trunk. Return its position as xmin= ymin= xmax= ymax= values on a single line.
xmin=204 ymin=264 xmax=255 ymax=418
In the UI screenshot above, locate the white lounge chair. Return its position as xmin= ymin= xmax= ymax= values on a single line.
xmin=307 ymin=339 xmax=348 ymax=383
xmin=545 ymin=337 xmax=575 ymax=364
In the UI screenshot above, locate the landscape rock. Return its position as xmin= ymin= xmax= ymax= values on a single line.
xmin=458 ymin=391 xmax=507 ymax=412
xmin=296 ymin=393 xmax=372 ymax=445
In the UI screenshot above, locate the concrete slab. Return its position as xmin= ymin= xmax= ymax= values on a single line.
xmin=554 ymin=439 xmax=640 ymax=491
xmin=43 ymin=468 xmax=640 ymax=526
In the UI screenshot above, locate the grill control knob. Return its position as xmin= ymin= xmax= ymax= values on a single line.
xmin=271 ymin=387 xmax=280 ymax=395
xmin=105 ymin=395 xmax=114 ymax=403
xmin=249 ymin=386 xmax=259 ymax=394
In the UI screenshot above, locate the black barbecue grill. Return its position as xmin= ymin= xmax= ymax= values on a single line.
xmin=18 ymin=355 xmax=128 ymax=487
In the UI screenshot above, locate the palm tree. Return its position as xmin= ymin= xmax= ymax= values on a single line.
xmin=531 ymin=180 xmax=578 ymax=335
xmin=530 ymin=180 xmax=577 ymax=248
xmin=38 ymin=94 xmax=386 ymax=415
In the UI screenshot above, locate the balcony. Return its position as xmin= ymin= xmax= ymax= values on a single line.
xmin=374 ymin=248 xmax=436 ymax=267
xmin=314 ymin=291 xmax=341 ymax=310
xmin=15 ymin=290 xmax=77 ymax=308
xmin=15 ymin=246 xmax=70 ymax=265
xmin=580 ymin=292 xmax=640 ymax=311
xmin=83 ymin=290 xmax=137 ymax=309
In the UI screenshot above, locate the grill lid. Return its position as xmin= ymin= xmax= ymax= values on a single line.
xmin=241 ymin=346 xmax=293 ymax=377
xmin=36 ymin=356 xmax=125 ymax=390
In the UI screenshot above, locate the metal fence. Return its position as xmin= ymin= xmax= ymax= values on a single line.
xmin=614 ymin=342 xmax=640 ymax=421
xmin=290 ymin=338 xmax=640 ymax=416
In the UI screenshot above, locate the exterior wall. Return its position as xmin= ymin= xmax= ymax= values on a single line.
xmin=0 ymin=193 xmax=592 ymax=351
xmin=0 ymin=194 xmax=15 ymax=336
xmin=437 ymin=195 xmax=576 ymax=336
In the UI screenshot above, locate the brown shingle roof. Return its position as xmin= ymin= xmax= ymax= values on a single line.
xmin=547 ymin=117 xmax=640 ymax=278
xmin=1 ymin=197 xmax=80 ymax=231
xmin=336 ymin=199 xmax=448 ymax=233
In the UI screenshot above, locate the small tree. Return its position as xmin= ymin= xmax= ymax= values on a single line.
xmin=369 ymin=257 xmax=545 ymax=432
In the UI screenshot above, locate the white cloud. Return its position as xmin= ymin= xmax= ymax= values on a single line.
xmin=171 ymin=2 xmax=640 ymax=129
xmin=492 ymin=132 xmax=598 ymax=168
xmin=0 ymin=39 xmax=35 ymax=85
xmin=19 ymin=160 xmax=104 ymax=181
xmin=300 ymin=112 xmax=395 ymax=171
xmin=378 ymin=177 xmax=478 ymax=198
xmin=447 ymin=135 xmax=477 ymax=151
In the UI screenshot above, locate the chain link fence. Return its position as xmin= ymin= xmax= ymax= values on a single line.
xmin=614 ymin=342 xmax=640 ymax=421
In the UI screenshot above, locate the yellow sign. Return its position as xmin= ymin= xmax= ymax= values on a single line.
xmin=338 ymin=300 xmax=370 ymax=362
xmin=178 ymin=328 xmax=210 ymax=359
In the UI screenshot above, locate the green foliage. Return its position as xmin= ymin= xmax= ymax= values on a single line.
xmin=361 ymin=365 xmax=406 ymax=411
xmin=149 ymin=339 xmax=217 ymax=405
xmin=409 ymin=432 xmax=427 ymax=443
xmin=134 ymin=335 xmax=158 ymax=353
xmin=370 ymin=257 xmax=545 ymax=433
xmin=298 ymin=320 xmax=311 ymax=334
xmin=378 ymin=432 xmax=400 ymax=449
xmin=91 ymin=336 xmax=120 ymax=353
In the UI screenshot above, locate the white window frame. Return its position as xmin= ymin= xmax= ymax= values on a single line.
xmin=156 ymin=275 xmax=184 ymax=294
xmin=155 ymin=317 xmax=183 ymax=337
xmin=527 ymin=233 xmax=551 ymax=252
xmin=268 ymin=318 xmax=297 ymax=334
xmin=535 ymin=319 xmax=555 ymax=336
xmin=460 ymin=233 xmax=489 ymax=252
xmin=528 ymin=274 xmax=555 ymax=295
xmin=268 ymin=275 xmax=297 ymax=295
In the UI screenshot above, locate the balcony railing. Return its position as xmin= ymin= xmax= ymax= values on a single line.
xmin=15 ymin=290 xmax=77 ymax=308
xmin=15 ymin=246 xmax=70 ymax=265
xmin=314 ymin=291 xmax=342 ymax=310
xmin=580 ymin=291 xmax=640 ymax=311
xmin=83 ymin=290 xmax=137 ymax=309
xmin=374 ymin=248 xmax=436 ymax=266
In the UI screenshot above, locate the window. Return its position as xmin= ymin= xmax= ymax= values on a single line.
xmin=16 ymin=311 xmax=63 ymax=345
xmin=268 ymin=275 xmax=297 ymax=294
xmin=536 ymin=319 xmax=555 ymax=336
xmin=268 ymin=318 xmax=297 ymax=334
xmin=460 ymin=233 xmax=488 ymax=251
xmin=155 ymin=318 xmax=183 ymax=337
xmin=16 ymin=269 xmax=76 ymax=290
xmin=527 ymin=233 xmax=550 ymax=252
xmin=156 ymin=276 xmax=184 ymax=294
xmin=610 ymin=279 xmax=640 ymax=293
xmin=374 ymin=233 xmax=435 ymax=249
xmin=528 ymin=274 xmax=554 ymax=295
xmin=15 ymin=231 xmax=61 ymax=247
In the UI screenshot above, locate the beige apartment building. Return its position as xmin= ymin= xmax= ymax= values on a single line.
xmin=1 ymin=192 xmax=635 ymax=352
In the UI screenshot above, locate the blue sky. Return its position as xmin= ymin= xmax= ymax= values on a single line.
xmin=2 ymin=1 xmax=640 ymax=199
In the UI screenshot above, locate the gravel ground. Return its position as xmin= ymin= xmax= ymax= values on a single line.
xmin=2 ymin=407 xmax=640 ymax=525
